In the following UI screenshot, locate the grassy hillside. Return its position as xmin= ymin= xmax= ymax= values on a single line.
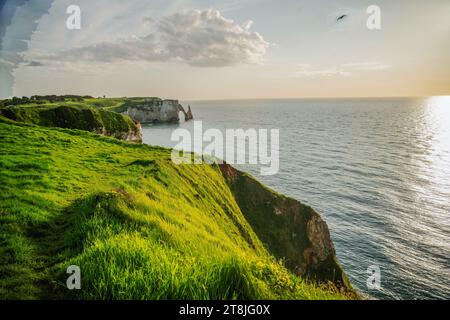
xmin=83 ymin=97 xmax=164 ymax=113
xmin=0 ymin=103 xmax=141 ymax=142
xmin=0 ymin=116 xmax=354 ymax=300
xmin=0 ymin=96 xmax=168 ymax=116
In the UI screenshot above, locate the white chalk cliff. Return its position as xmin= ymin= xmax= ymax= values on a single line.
xmin=123 ymin=99 xmax=193 ymax=123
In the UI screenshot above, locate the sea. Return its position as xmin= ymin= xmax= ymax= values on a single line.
xmin=141 ymin=97 xmax=450 ymax=300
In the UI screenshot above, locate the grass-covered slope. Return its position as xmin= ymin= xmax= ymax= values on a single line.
xmin=0 ymin=103 xmax=141 ymax=142
xmin=0 ymin=117 xmax=353 ymax=300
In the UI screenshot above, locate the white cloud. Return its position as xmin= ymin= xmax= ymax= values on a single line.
xmin=295 ymin=64 xmax=350 ymax=77
xmin=294 ymin=62 xmax=389 ymax=77
xmin=341 ymin=62 xmax=389 ymax=71
xmin=29 ymin=9 xmax=269 ymax=68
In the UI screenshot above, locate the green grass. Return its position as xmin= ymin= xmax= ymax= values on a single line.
xmin=0 ymin=116 xmax=354 ymax=300
xmin=0 ymin=102 xmax=140 ymax=141
xmin=0 ymin=96 xmax=164 ymax=116
xmin=81 ymin=97 xmax=163 ymax=113
xmin=82 ymin=98 xmax=128 ymax=112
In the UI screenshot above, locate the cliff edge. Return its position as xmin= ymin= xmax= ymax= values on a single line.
xmin=219 ymin=163 xmax=352 ymax=289
xmin=0 ymin=104 xmax=142 ymax=142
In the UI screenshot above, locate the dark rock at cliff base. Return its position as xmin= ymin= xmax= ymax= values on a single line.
xmin=219 ymin=163 xmax=352 ymax=289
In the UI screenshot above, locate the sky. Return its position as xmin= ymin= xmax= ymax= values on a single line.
xmin=0 ymin=0 xmax=449 ymax=99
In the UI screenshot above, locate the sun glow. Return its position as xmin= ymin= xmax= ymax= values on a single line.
xmin=422 ymin=96 xmax=450 ymax=198
xmin=426 ymin=96 xmax=450 ymax=154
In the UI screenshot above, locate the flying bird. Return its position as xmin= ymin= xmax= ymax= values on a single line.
xmin=336 ymin=14 xmax=348 ymax=22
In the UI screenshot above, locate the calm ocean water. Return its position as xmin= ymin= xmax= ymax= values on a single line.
xmin=141 ymin=97 xmax=450 ymax=300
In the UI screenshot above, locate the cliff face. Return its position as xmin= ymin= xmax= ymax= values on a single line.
xmin=124 ymin=98 xmax=193 ymax=123
xmin=219 ymin=163 xmax=351 ymax=289
xmin=94 ymin=122 xmax=142 ymax=142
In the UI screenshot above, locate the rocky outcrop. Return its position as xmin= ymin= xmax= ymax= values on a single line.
xmin=219 ymin=163 xmax=352 ymax=289
xmin=123 ymin=98 xmax=193 ymax=123
xmin=185 ymin=105 xmax=194 ymax=121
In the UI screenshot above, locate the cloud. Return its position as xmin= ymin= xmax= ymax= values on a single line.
xmin=41 ymin=34 xmax=161 ymax=63
xmin=295 ymin=62 xmax=389 ymax=77
xmin=295 ymin=64 xmax=350 ymax=77
xmin=23 ymin=60 xmax=44 ymax=67
xmin=31 ymin=9 xmax=269 ymax=68
xmin=157 ymin=9 xmax=268 ymax=67
xmin=142 ymin=16 xmax=155 ymax=27
xmin=0 ymin=0 xmax=53 ymax=98
xmin=341 ymin=62 xmax=389 ymax=71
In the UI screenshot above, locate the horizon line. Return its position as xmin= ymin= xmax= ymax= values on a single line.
xmin=3 ymin=94 xmax=449 ymax=102
xmin=180 ymin=95 xmax=440 ymax=102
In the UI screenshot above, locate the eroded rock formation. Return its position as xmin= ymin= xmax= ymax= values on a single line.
xmin=185 ymin=105 xmax=194 ymax=121
xmin=123 ymin=98 xmax=193 ymax=123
